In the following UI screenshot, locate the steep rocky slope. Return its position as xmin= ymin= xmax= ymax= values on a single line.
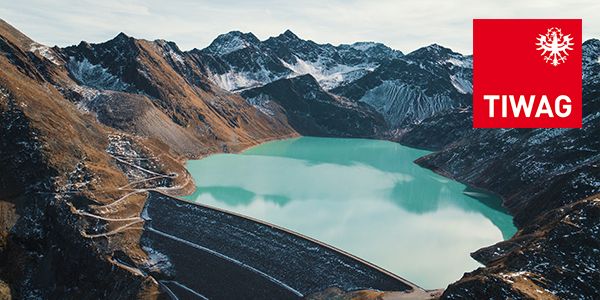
xmin=0 ymin=19 xmax=179 ymax=298
xmin=58 ymin=33 xmax=295 ymax=157
xmin=0 ymin=19 xmax=296 ymax=299
xmin=240 ymin=74 xmax=386 ymax=137
xmin=197 ymin=30 xmax=471 ymax=129
xmin=442 ymin=194 xmax=600 ymax=299
xmin=393 ymin=107 xmax=473 ymax=150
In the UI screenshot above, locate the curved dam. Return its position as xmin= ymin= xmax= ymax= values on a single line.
xmin=141 ymin=192 xmax=426 ymax=299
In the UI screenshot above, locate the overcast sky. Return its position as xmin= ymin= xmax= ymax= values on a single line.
xmin=1 ymin=0 xmax=599 ymax=54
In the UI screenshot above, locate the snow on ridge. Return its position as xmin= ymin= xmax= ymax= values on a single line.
xmin=208 ymin=35 xmax=252 ymax=56
xmin=350 ymin=42 xmax=378 ymax=51
xmin=165 ymin=49 xmax=184 ymax=64
xmin=142 ymin=245 xmax=174 ymax=276
xmin=29 ymin=43 xmax=60 ymax=65
xmin=281 ymin=55 xmax=375 ymax=90
xmin=450 ymin=75 xmax=473 ymax=94
xmin=446 ymin=57 xmax=472 ymax=68
xmin=67 ymin=58 xmax=130 ymax=91
xmin=245 ymin=94 xmax=276 ymax=116
xmin=208 ymin=70 xmax=267 ymax=91
xmin=69 ymin=84 xmax=101 ymax=111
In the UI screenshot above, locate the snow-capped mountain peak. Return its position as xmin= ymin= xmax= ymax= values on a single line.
xmin=204 ymin=31 xmax=261 ymax=56
xmin=199 ymin=30 xmax=407 ymax=91
xmin=405 ymin=43 xmax=455 ymax=61
xmin=349 ymin=42 xmax=378 ymax=51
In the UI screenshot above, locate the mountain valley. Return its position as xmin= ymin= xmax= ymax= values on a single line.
xmin=0 ymin=17 xmax=599 ymax=299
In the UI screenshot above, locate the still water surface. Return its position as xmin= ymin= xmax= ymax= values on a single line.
xmin=184 ymin=137 xmax=516 ymax=289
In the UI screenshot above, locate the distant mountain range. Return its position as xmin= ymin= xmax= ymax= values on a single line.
xmin=1 ymin=17 xmax=599 ymax=299
xmin=196 ymin=29 xmax=471 ymax=127
xmin=31 ymin=26 xmax=475 ymax=138
xmin=198 ymin=29 xmax=403 ymax=91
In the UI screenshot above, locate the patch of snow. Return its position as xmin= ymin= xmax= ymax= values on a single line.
xmin=281 ymin=56 xmax=374 ymax=90
xmin=245 ymin=94 xmax=275 ymax=116
xmin=67 ymin=58 xmax=130 ymax=91
xmin=572 ymin=172 xmax=600 ymax=189
xmin=166 ymin=49 xmax=184 ymax=64
xmin=450 ymin=74 xmax=473 ymax=94
xmin=69 ymin=84 xmax=101 ymax=111
xmin=142 ymin=245 xmax=174 ymax=276
xmin=446 ymin=57 xmax=472 ymax=68
xmin=209 ymin=70 xmax=265 ymax=91
xmin=583 ymin=111 xmax=600 ymax=124
xmin=141 ymin=202 xmax=151 ymax=221
xmin=29 ymin=43 xmax=60 ymax=65
xmin=350 ymin=42 xmax=377 ymax=51
xmin=208 ymin=35 xmax=252 ymax=56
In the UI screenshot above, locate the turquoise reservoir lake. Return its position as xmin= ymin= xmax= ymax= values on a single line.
xmin=183 ymin=137 xmax=516 ymax=289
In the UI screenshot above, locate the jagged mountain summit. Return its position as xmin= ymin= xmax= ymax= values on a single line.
xmin=195 ymin=29 xmax=403 ymax=91
xmin=400 ymin=40 xmax=600 ymax=228
xmin=196 ymin=29 xmax=473 ymax=128
xmin=201 ymin=31 xmax=472 ymax=128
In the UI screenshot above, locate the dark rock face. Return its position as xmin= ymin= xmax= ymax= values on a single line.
xmin=392 ymin=108 xmax=474 ymax=150
xmin=442 ymin=195 xmax=600 ymax=299
xmin=241 ymin=74 xmax=386 ymax=137
xmin=0 ymin=88 xmax=52 ymax=199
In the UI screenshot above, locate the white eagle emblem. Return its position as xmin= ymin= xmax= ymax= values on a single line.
xmin=536 ymin=27 xmax=574 ymax=67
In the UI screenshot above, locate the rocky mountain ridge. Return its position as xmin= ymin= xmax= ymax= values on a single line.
xmin=0 ymin=18 xmax=296 ymax=299
xmin=197 ymin=29 xmax=403 ymax=91
xmin=199 ymin=30 xmax=472 ymax=128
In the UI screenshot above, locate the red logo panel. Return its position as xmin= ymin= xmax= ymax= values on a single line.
xmin=473 ymin=19 xmax=582 ymax=128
